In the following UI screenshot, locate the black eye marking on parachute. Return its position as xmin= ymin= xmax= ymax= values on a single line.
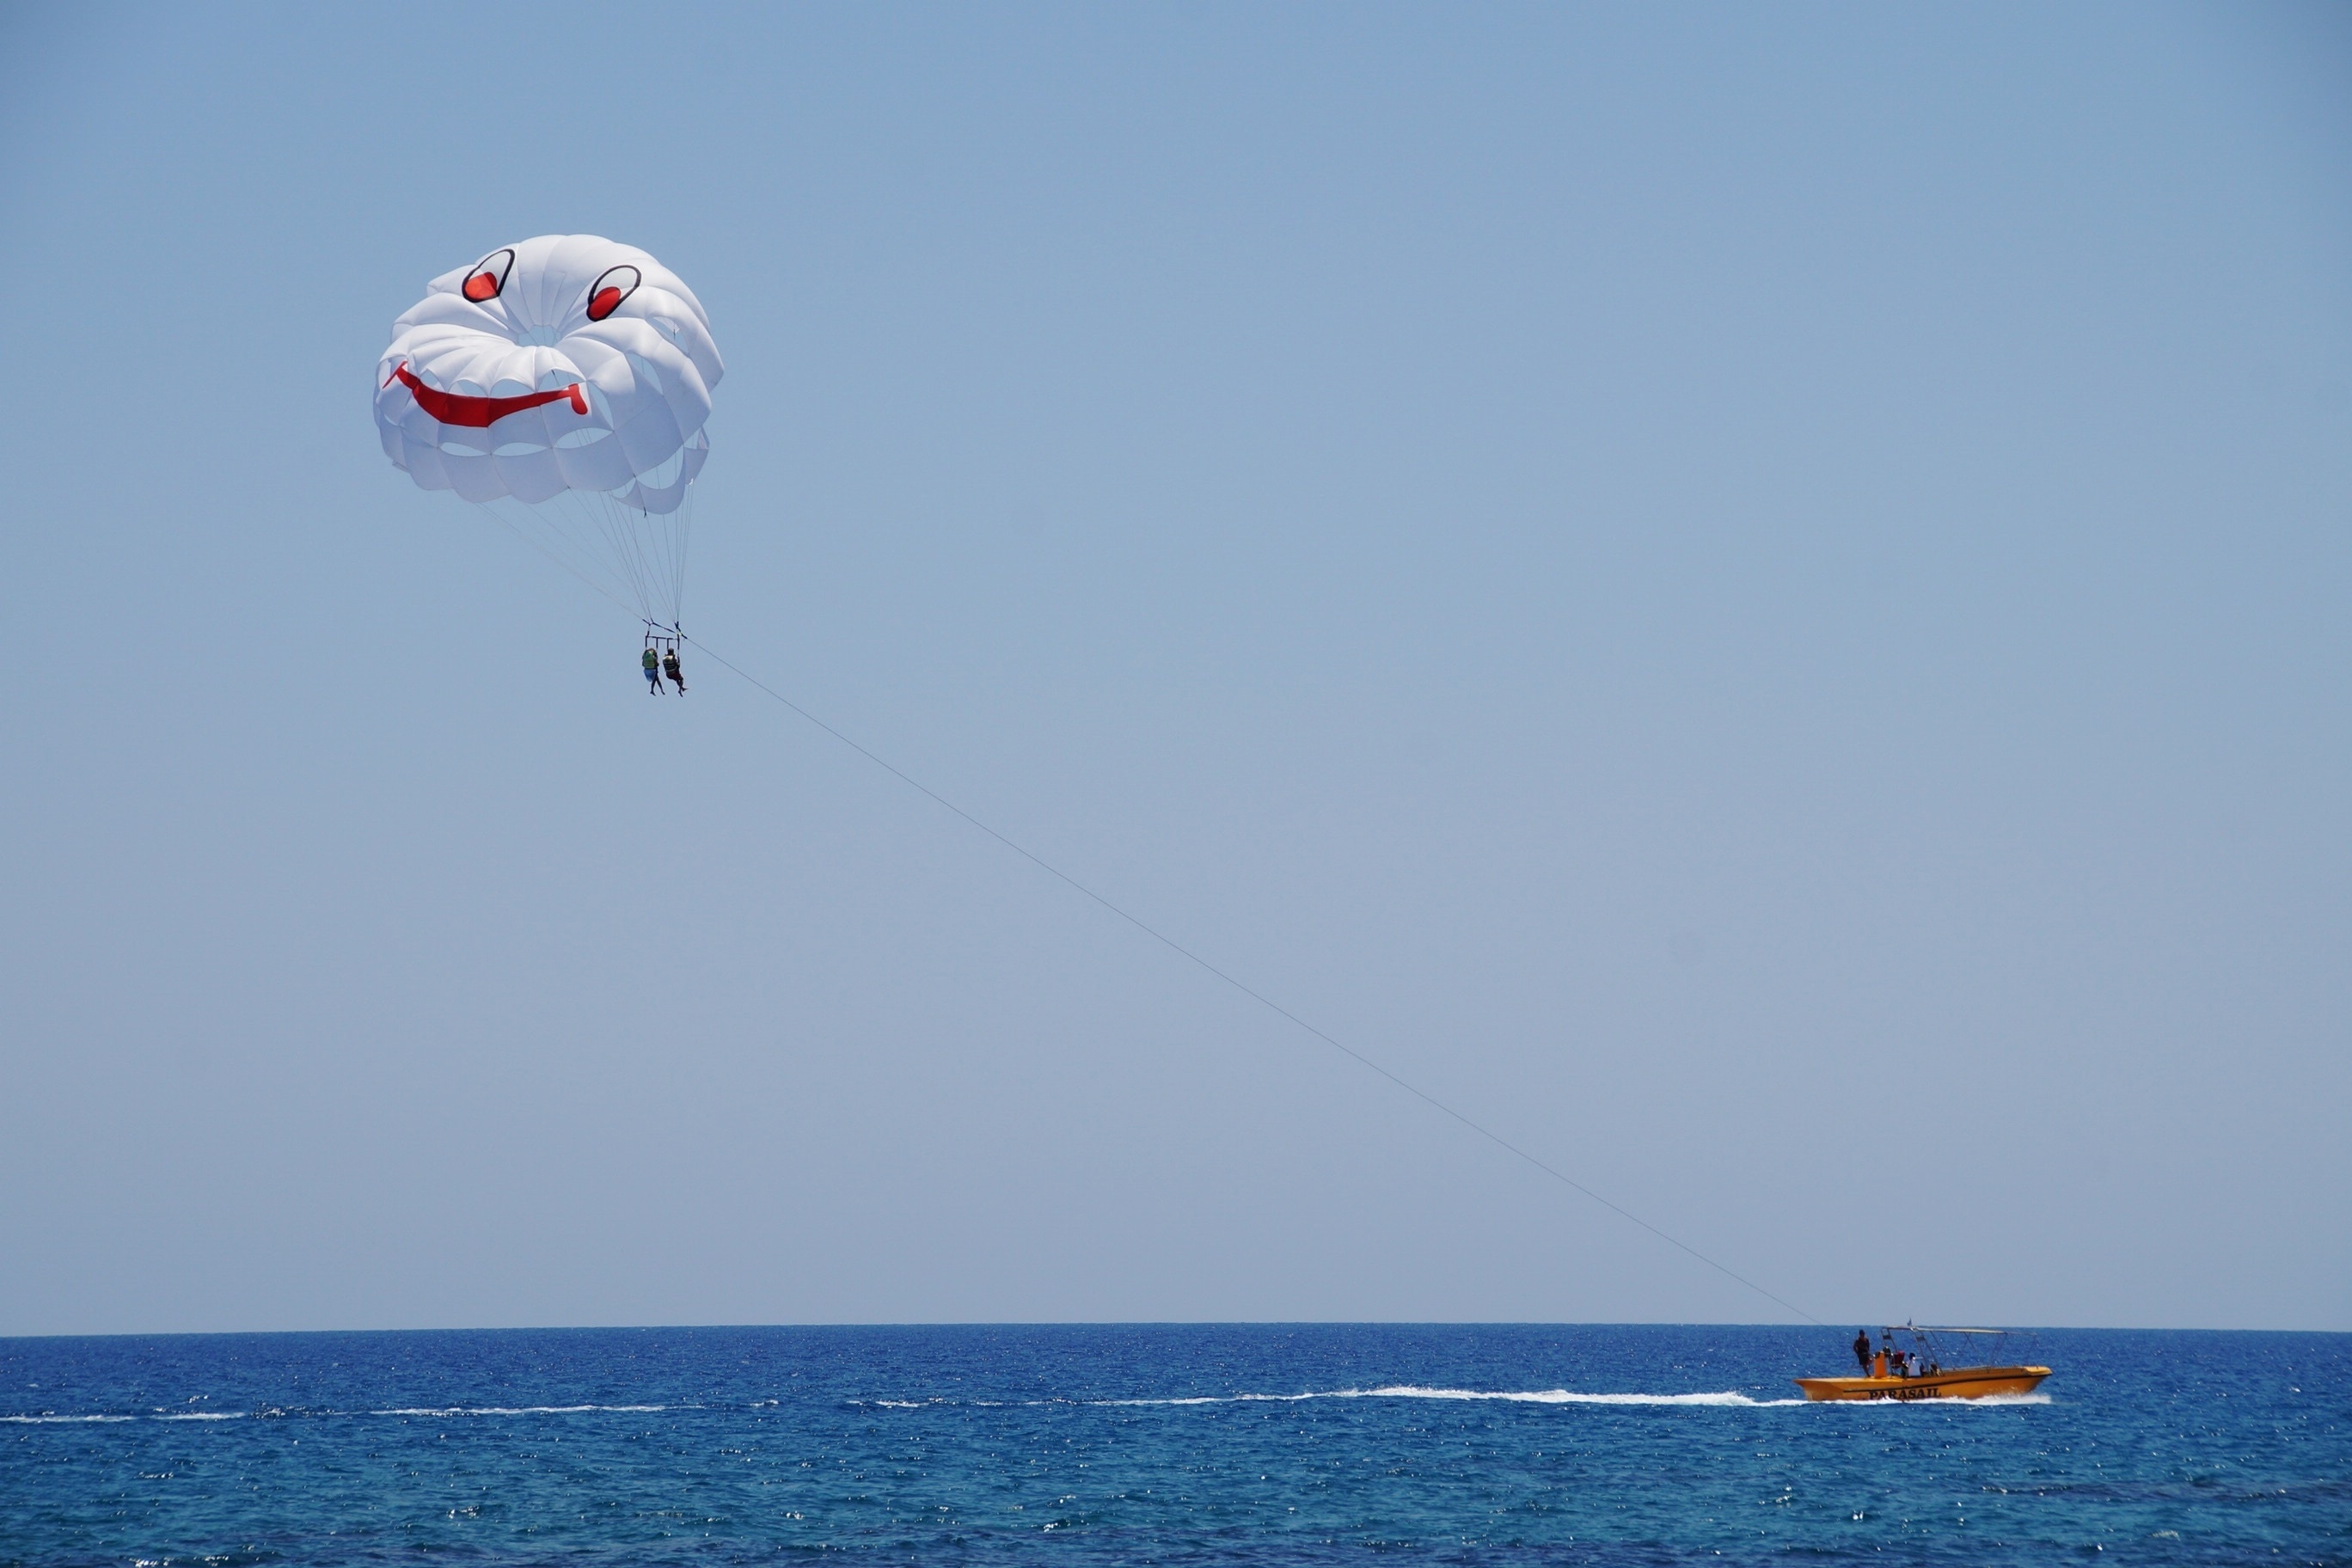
xmin=462 ymin=248 xmax=516 ymax=304
xmin=585 ymin=265 xmax=641 ymax=322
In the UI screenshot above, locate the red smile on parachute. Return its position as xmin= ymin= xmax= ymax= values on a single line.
xmin=387 ymin=363 xmax=589 ymax=429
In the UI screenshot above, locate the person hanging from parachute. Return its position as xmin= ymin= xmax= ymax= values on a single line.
xmin=373 ymin=236 xmax=723 ymax=686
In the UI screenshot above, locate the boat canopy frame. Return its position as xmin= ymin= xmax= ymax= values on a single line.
xmin=1867 ymin=1323 xmax=2039 ymax=1375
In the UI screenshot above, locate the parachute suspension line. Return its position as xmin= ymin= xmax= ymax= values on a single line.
xmin=491 ymin=490 xmax=623 ymax=617
xmin=671 ymin=487 xmax=694 ymax=626
xmin=477 ymin=500 xmax=640 ymax=621
xmin=470 ymin=486 xmax=693 ymax=640
xmin=576 ymin=489 xmax=660 ymax=622
xmin=625 ymin=499 xmax=676 ymax=628
xmin=518 ymin=486 xmax=682 ymax=629
xmin=680 ymin=631 xmax=1827 ymax=1327
xmin=579 ymin=486 xmax=691 ymax=629
xmin=670 ymin=493 xmax=693 ymax=627
xmin=623 ymin=481 xmax=692 ymax=630
xmin=603 ymin=495 xmax=655 ymax=617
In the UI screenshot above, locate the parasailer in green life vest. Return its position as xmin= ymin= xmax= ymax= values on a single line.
xmin=642 ymin=645 xmax=662 ymax=694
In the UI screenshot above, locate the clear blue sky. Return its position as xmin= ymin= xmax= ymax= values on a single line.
xmin=2 ymin=3 xmax=2346 ymax=1335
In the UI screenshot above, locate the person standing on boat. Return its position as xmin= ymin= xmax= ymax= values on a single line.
xmin=1853 ymin=1331 xmax=1871 ymax=1374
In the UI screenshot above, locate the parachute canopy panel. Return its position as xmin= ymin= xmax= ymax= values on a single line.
xmin=374 ymin=234 xmax=723 ymax=624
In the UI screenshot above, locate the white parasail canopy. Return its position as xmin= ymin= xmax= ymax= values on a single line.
xmin=374 ymin=235 xmax=725 ymax=625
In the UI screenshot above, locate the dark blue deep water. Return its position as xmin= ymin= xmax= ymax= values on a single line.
xmin=3 ymin=1325 xmax=2344 ymax=1565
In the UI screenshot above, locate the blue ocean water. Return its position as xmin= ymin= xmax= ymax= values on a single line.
xmin=3 ymin=1325 xmax=2344 ymax=1565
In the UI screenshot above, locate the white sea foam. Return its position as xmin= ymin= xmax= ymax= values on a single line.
xmin=1075 ymin=1382 xmax=2067 ymax=1411
xmin=369 ymin=1404 xmax=668 ymax=1418
xmin=15 ymin=1405 xmax=682 ymax=1424
xmin=1085 ymin=1386 xmax=1808 ymax=1408
xmin=8 ymin=1387 xmax=2046 ymax=1426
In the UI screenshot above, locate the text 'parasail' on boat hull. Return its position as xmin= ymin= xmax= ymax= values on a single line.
xmin=1793 ymin=1366 xmax=2052 ymax=1401
xmin=1797 ymin=1325 xmax=2050 ymax=1401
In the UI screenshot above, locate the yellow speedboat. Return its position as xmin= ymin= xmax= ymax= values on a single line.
xmin=1795 ymin=1325 xmax=2049 ymax=1402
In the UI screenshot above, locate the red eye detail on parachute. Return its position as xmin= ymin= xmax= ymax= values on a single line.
xmin=585 ymin=265 xmax=640 ymax=322
xmin=462 ymin=248 xmax=515 ymax=303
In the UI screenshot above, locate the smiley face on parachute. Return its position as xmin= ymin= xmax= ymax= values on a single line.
xmin=375 ymin=235 xmax=723 ymax=513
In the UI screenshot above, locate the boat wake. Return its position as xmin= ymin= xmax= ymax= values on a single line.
xmin=1075 ymin=1386 xmax=2052 ymax=1410
xmin=369 ymin=1404 xmax=670 ymax=1418
xmin=1087 ymin=1387 xmax=1808 ymax=1408
xmin=863 ymin=1387 xmax=1822 ymax=1410
xmin=5 ymin=1389 xmax=2051 ymax=1424
xmin=3 ymin=1404 xmax=674 ymax=1424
